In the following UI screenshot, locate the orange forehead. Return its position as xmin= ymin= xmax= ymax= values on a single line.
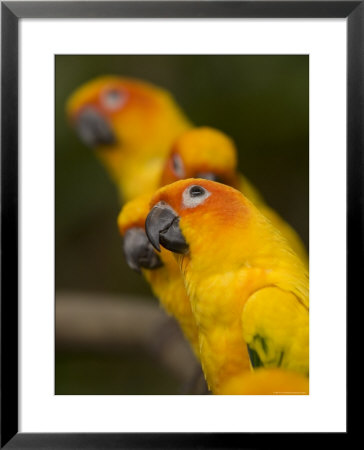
xmin=150 ymin=178 xmax=244 ymax=216
xmin=172 ymin=127 xmax=237 ymax=172
xmin=66 ymin=76 xmax=162 ymax=120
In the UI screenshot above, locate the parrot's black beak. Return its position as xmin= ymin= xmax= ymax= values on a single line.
xmin=145 ymin=203 xmax=189 ymax=254
xmin=75 ymin=107 xmax=116 ymax=148
xmin=123 ymin=228 xmax=163 ymax=273
xmin=196 ymin=172 xmax=221 ymax=182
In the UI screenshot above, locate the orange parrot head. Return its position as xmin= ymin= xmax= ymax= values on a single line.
xmin=66 ymin=76 xmax=191 ymax=155
xmin=145 ymin=179 xmax=257 ymax=271
xmin=160 ymin=127 xmax=239 ymax=187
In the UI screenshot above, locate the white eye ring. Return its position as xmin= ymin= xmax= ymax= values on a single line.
xmin=171 ymin=154 xmax=185 ymax=178
xmin=182 ymin=185 xmax=211 ymax=208
xmin=101 ymin=89 xmax=128 ymax=111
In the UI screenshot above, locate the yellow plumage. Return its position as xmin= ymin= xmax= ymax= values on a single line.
xmin=146 ymin=179 xmax=309 ymax=394
xmin=219 ymin=368 xmax=309 ymax=395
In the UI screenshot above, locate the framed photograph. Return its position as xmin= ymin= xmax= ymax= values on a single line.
xmin=1 ymin=1 xmax=356 ymax=447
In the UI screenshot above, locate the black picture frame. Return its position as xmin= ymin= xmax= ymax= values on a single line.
xmin=1 ymin=1 xmax=357 ymax=447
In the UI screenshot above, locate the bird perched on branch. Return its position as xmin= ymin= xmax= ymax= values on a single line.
xmin=160 ymin=127 xmax=308 ymax=264
xmin=66 ymin=76 xmax=191 ymax=201
xmin=145 ymin=179 xmax=309 ymax=395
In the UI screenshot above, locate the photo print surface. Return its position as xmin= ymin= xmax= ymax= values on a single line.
xmin=55 ymin=55 xmax=309 ymax=395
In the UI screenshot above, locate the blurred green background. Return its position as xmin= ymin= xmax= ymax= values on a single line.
xmin=55 ymin=55 xmax=308 ymax=394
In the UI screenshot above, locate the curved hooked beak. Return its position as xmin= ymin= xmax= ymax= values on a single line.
xmin=123 ymin=228 xmax=163 ymax=273
xmin=196 ymin=172 xmax=221 ymax=182
xmin=145 ymin=203 xmax=189 ymax=254
xmin=75 ymin=107 xmax=116 ymax=148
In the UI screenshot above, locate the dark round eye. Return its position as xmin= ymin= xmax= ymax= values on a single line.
xmin=102 ymin=89 xmax=127 ymax=110
xmin=189 ymin=185 xmax=205 ymax=197
xmin=183 ymin=184 xmax=211 ymax=207
xmin=171 ymin=154 xmax=185 ymax=178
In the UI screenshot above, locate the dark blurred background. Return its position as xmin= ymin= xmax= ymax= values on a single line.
xmin=55 ymin=55 xmax=308 ymax=394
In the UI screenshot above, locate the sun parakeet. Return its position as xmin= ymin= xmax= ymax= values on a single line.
xmin=66 ymin=76 xmax=192 ymax=201
xmin=145 ymin=179 xmax=309 ymax=395
xmin=160 ymin=127 xmax=308 ymax=264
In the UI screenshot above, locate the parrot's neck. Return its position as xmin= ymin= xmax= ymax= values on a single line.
xmin=179 ymin=216 xmax=308 ymax=324
xmin=181 ymin=202 xmax=307 ymax=288
xmin=143 ymin=252 xmax=200 ymax=359
xmin=96 ymin=111 xmax=192 ymax=201
xmin=184 ymin=245 xmax=307 ymax=305
xmin=118 ymin=157 xmax=165 ymax=201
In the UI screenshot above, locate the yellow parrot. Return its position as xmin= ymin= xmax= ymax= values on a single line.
xmin=66 ymin=76 xmax=192 ymax=201
xmin=160 ymin=126 xmax=308 ymax=264
xmin=117 ymin=193 xmax=200 ymax=359
xmin=119 ymin=199 xmax=309 ymax=395
xmin=145 ymin=179 xmax=309 ymax=395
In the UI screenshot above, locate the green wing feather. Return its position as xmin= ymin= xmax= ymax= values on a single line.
xmin=242 ymin=287 xmax=309 ymax=376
